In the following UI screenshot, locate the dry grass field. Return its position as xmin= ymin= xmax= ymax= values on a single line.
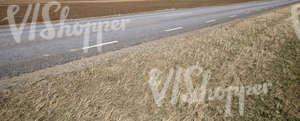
xmin=0 ymin=0 xmax=261 ymax=25
xmin=0 ymin=4 xmax=299 ymax=121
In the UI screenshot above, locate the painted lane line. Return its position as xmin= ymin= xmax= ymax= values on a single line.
xmin=82 ymin=41 xmax=119 ymax=50
xmin=69 ymin=48 xmax=80 ymax=52
xmin=229 ymin=15 xmax=237 ymax=18
xmin=205 ymin=19 xmax=216 ymax=23
xmin=166 ymin=12 xmax=193 ymax=17
xmin=164 ymin=27 xmax=183 ymax=32
xmin=42 ymin=54 xmax=50 ymax=57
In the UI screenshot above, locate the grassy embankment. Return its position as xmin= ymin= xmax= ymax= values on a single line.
xmin=0 ymin=4 xmax=299 ymax=121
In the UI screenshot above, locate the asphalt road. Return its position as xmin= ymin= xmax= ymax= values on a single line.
xmin=0 ymin=0 xmax=299 ymax=78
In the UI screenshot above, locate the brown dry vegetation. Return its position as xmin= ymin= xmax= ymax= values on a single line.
xmin=0 ymin=4 xmax=299 ymax=121
xmin=0 ymin=0 xmax=261 ymax=25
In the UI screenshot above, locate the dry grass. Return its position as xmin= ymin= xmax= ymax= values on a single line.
xmin=0 ymin=4 xmax=299 ymax=121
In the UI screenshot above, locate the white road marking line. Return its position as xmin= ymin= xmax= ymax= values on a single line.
xmin=69 ymin=48 xmax=79 ymax=52
xmin=164 ymin=27 xmax=183 ymax=32
xmin=42 ymin=54 xmax=50 ymax=57
xmin=205 ymin=19 xmax=216 ymax=23
xmin=82 ymin=41 xmax=119 ymax=50
xmin=229 ymin=15 xmax=237 ymax=18
xmin=166 ymin=12 xmax=193 ymax=17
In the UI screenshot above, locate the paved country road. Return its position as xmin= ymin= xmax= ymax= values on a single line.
xmin=0 ymin=0 xmax=299 ymax=79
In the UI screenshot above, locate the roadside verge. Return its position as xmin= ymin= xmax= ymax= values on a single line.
xmin=0 ymin=4 xmax=299 ymax=121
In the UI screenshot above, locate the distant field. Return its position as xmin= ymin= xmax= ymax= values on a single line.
xmin=0 ymin=0 xmax=262 ymax=25
xmin=0 ymin=0 xmax=148 ymax=4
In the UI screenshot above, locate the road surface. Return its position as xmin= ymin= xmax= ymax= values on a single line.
xmin=0 ymin=0 xmax=299 ymax=78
